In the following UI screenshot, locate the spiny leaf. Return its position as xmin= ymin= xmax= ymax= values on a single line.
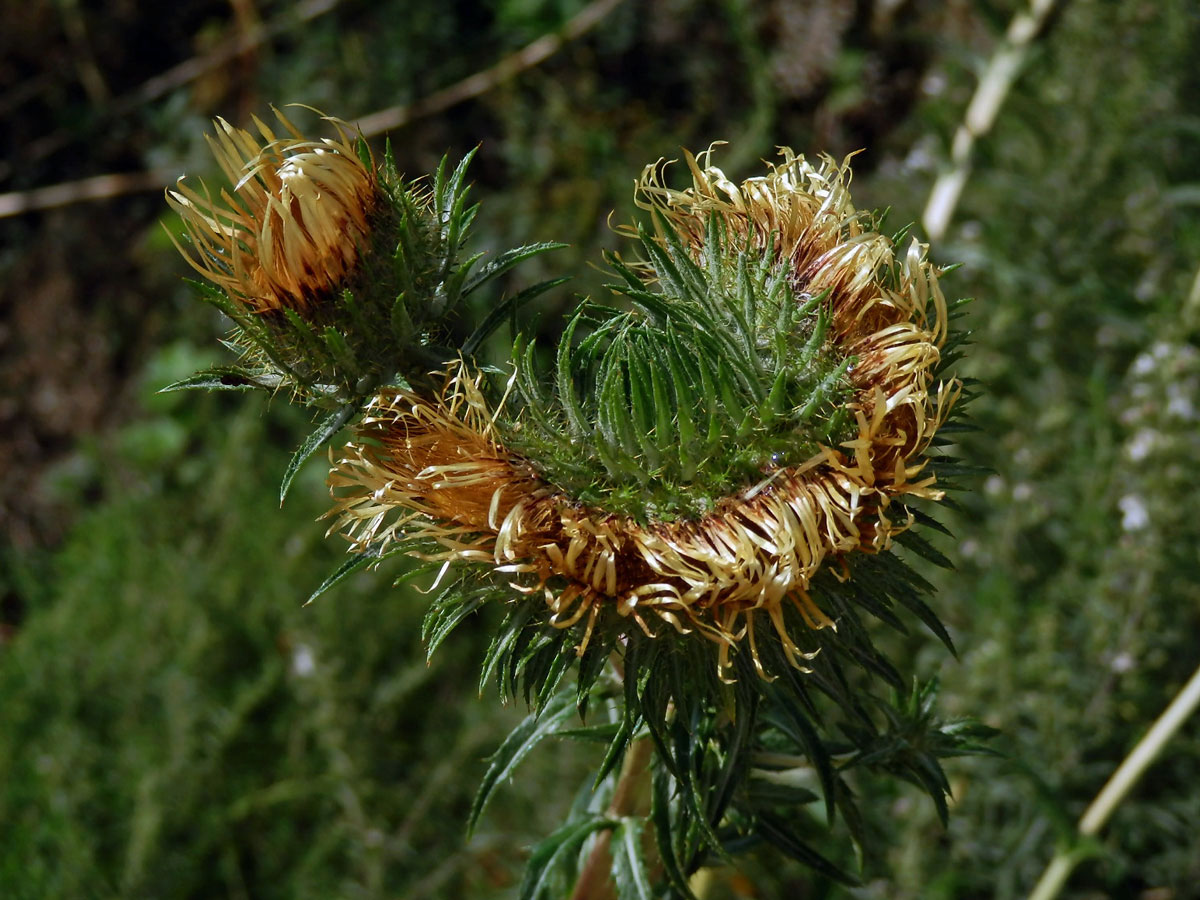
xmin=462 ymin=276 xmax=571 ymax=357
xmin=423 ymin=592 xmax=487 ymax=659
xmin=185 ymin=280 xmax=303 ymax=381
xmin=390 ymin=292 xmax=416 ymax=345
xmin=479 ymin=602 xmax=537 ymax=696
xmin=282 ymin=308 xmax=331 ymax=369
xmin=651 ymin=767 xmax=700 ymax=900
xmin=468 ymin=688 xmax=578 ymax=834
xmin=894 ymin=528 xmax=955 ymax=570
xmin=462 ymin=242 xmax=568 ymax=296
xmin=594 ymin=717 xmax=636 ymax=789
xmin=746 ymin=777 xmax=822 ymax=808
xmin=320 ymin=326 xmax=359 ymax=382
xmin=611 ymin=817 xmax=654 ymax=900
xmin=764 ymin=703 xmax=837 ymax=825
xmin=756 ymin=811 xmax=862 ymax=886
xmin=158 ymin=367 xmax=263 ymax=393
xmin=305 ymin=544 xmax=382 ymax=607
xmin=518 ymin=817 xmax=614 ymax=900
xmin=554 ymin=723 xmax=622 ymax=744
xmin=556 ymin=315 xmax=589 ymax=438
xmin=441 ymin=249 xmax=487 ymax=308
xmin=280 ymin=404 xmax=355 ymax=505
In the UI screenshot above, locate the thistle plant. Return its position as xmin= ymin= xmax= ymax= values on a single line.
xmin=167 ymin=109 xmax=992 ymax=896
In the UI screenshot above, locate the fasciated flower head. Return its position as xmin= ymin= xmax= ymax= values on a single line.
xmin=326 ymin=147 xmax=962 ymax=679
xmin=167 ymin=107 xmax=378 ymax=315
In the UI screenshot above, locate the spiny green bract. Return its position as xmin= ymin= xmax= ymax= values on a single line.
xmin=505 ymin=216 xmax=857 ymax=523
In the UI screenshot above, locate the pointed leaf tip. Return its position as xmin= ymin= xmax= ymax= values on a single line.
xmin=280 ymin=404 xmax=355 ymax=505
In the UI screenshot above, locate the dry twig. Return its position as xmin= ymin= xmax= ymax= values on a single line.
xmin=0 ymin=0 xmax=627 ymax=218
xmin=922 ymin=0 xmax=1060 ymax=241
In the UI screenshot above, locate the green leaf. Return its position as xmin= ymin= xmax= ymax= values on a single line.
xmin=651 ymin=767 xmax=699 ymax=900
xmin=594 ymin=716 xmax=635 ymax=789
xmin=670 ymin=716 xmax=727 ymax=859
xmin=890 ymin=581 xmax=958 ymax=657
xmin=554 ymin=723 xmax=622 ymax=744
xmin=390 ymin=292 xmax=416 ymax=345
xmin=756 ymin=811 xmax=861 ymax=886
xmin=158 ymin=367 xmax=262 ymax=393
xmin=576 ymin=636 xmax=614 ymax=718
xmin=185 ymin=277 xmax=251 ymax=323
xmin=556 ymin=316 xmax=589 ymax=438
xmin=355 ymin=136 xmax=372 ymax=171
xmin=304 ymin=545 xmax=381 ymax=607
xmin=186 ymin=279 xmax=304 ymax=381
xmin=468 ymin=688 xmax=579 ymax=834
xmin=518 ymin=817 xmax=614 ymax=900
xmin=320 ymin=326 xmax=360 ymax=381
xmin=423 ymin=593 xmax=486 ymax=660
xmin=766 ymin=690 xmax=838 ymax=826
xmin=612 ymin=817 xmax=654 ymax=900
xmin=282 ymin=308 xmax=331 ymax=370
xmin=462 ymin=242 xmax=568 ymax=296
xmin=894 ymin=528 xmax=955 ymax=569
xmin=746 ymin=778 xmax=822 ymax=807
xmin=280 ymin=404 xmax=355 ymax=505
xmin=479 ymin=602 xmax=537 ymax=696
xmin=461 ymin=276 xmax=571 ymax=358
xmin=706 ymin=679 xmax=756 ymax=826
xmin=440 ymin=249 xmax=487 ymax=308
xmin=535 ymin=644 xmax=577 ymax=710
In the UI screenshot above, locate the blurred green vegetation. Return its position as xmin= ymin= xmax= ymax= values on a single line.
xmin=2 ymin=0 xmax=1199 ymax=897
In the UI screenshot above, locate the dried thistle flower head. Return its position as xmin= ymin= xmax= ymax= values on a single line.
xmin=167 ymin=107 xmax=378 ymax=315
xmin=326 ymin=147 xmax=961 ymax=679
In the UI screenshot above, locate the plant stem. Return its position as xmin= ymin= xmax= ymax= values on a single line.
xmin=922 ymin=0 xmax=1058 ymax=241
xmin=1027 ymin=660 xmax=1200 ymax=900
xmin=570 ymin=736 xmax=654 ymax=900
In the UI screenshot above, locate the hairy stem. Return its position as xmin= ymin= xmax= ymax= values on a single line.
xmin=1027 ymin=660 xmax=1200 ymax=900
xmin=570 ymin=736 xmax=654 ymax=900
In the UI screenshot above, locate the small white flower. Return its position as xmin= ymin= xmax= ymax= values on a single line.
xmin=291 ymin=643 xmax=316 ymax=677
xmin=1131 ymin=352 xmax=1156 ymax=377
xmin=1125 ymin=428 xmax=1158 ymax=462
xmin=1118 ymin=494 xmax=1149 ymax=532
xmin=1166 ymin=382 xmax=1195 ymax=420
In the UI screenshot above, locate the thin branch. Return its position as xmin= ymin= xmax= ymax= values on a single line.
xmin=0 ymin=170 xmax=177 ymax=217
xmin=0 ymin=0 xmax=343 ymax=185
xmin=1027 ymin=660 xmax=1200 ymax=900
xmin=56 ymin=0 xmax=111 ymax=104
xmin=354 ymin=0 xmax=628 ymax=137
xmin=0 ymin=0 xmax=627 ymax=219
xmin=131 ymin=0 xmax=340 ymax=109
xmin=922 ymin=0 xmax=1060 ymax=241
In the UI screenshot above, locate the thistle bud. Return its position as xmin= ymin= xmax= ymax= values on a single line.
xmin=167 ymin=108 xmax=378 ymax=316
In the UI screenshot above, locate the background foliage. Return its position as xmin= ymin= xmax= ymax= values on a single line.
xmin=1 ymin=1 xmax=1198 ymax=897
